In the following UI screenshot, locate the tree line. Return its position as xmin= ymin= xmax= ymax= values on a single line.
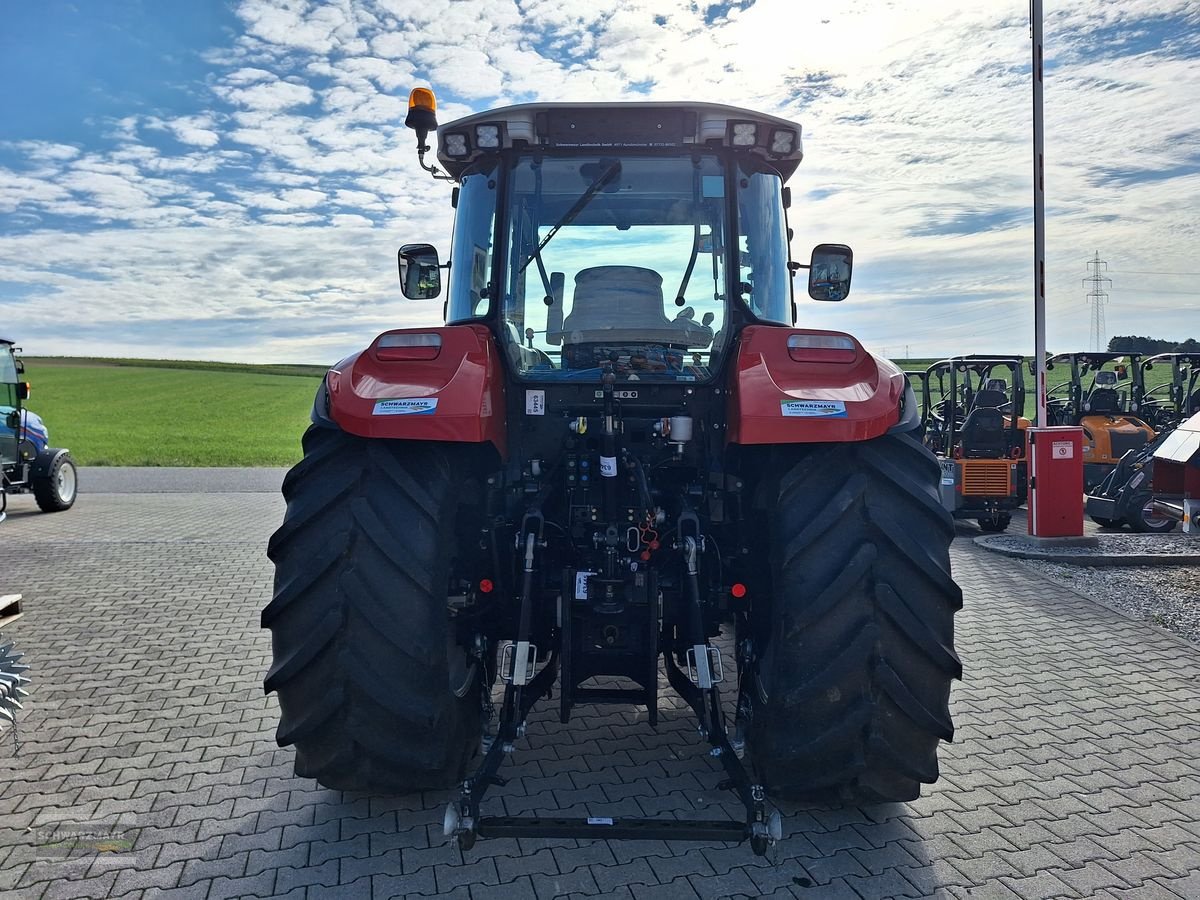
xmin=1107 ymin=335 xmax=1200 ymax=354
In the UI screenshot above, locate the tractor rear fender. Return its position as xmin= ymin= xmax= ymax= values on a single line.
xmin=727 ymin=326 xmax=911 ymax=444
xmin=319 ymin=324 xmax=507 ymax=458
xmin=31 ymin=447 xmax=70 ymax=479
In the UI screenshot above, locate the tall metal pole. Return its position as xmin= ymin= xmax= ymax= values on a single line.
xmin=1032 ymin=0 xmax=1047 ymax=427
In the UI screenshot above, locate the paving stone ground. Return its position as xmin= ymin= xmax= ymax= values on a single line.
xmin=3 ymin=468 xmax=1200 ymax=900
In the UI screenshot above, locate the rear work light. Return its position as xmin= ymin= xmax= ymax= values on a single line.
xmin=769 ymin=129 xmax=796 ymax=155
xmin=786 ymin=333 xmax=858 ymax=363
xmin=444 ymin=133 xmax=469 ymax=157
xmin=729 ymin=122 xmax=758 ymax=146
xmin=474 ymin=124 xmax=501 ymax=148
xmin=375 ymin=332 xmax=442 ymax=361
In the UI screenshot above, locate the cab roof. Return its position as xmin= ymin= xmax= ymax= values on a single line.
xmin=925 ymin=356 xmax=1024 ymax=374
xmin=1048 ymin=352 xmax=1134 ymax=365
xmin=436 ymin=101 xmax=804 ymax=181
xmin=1142 ymin=352 xmax=1200 ymax=365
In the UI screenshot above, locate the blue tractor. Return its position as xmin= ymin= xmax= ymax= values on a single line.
xmin=1 ymin=338 xmax=76 ymax=523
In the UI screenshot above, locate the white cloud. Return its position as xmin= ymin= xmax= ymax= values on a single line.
xmin=224 ymin=66 xmax=278 ymax=84
xmin=219 ymin=79 xmax=316 ymax=111
xmin=1 ymin=0 xmax=1198 ymax=361
xmin=280 ymin=187 xmax=327 ymax=207
xmin=330 ymin=212 xmax=374 ymax=227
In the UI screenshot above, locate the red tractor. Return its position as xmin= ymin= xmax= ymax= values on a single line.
xmin=263 ymin=90 xmax=962 ymax=854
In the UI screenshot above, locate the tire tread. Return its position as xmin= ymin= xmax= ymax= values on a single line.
xmin=749 ymin=432 xmax=960 ymax=801
xmin=263 ymin=426 xmax=479 ymax=793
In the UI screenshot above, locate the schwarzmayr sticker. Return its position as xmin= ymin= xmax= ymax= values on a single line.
xmin=781 ymin=399 xmax=848 ymax=418
xmin=372 ymin=398 xmax=438 ymax=416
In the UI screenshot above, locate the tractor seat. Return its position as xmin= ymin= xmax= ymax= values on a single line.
xmin=959 ymin=408 xmax=1008 ymax=458
xmin=1086 ymin=387 xmax=1120 ymax=413
xmin=562 ymin=266 xmax=676 ymax=345
xmin=971 ymin=389 xmax=1008 ymax=410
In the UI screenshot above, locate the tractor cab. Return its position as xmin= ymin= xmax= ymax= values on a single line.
xmin=1044 ymin=352 xmax=1154 ymax=487
xmin=1140 ymin=353 xmax=1200 ymax=430
xmin=394 ymin=95 xmax=852 ymax=391
xmin=921 ymin=356 xmax=1028 ymax=531
xmin=0 ymin=340 xmax=25 ymax=484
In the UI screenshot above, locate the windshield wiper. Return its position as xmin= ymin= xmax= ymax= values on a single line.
xmin=519 ymin=160 xmax=622 ymax=275
xmin=673 ymin=158 xmax=702 ymax=306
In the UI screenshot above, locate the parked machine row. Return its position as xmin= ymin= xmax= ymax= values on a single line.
xmin=905 ymin=351 xmax=1197 ymax=533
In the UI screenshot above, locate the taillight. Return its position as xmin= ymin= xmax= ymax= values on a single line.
xmin=375 ymin=332 xmax=442 ymax=361
xmin=786 ymin=333 xmax=857 ymax=363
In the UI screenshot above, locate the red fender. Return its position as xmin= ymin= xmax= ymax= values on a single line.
xmin=726 ymin=326 xmax=905 ymax=444
xmin=326 ymin=324 xmax=507 ymax=458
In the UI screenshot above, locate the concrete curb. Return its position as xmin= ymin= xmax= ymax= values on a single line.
xmin=974 ymin=534 xmax=1200 ymax=566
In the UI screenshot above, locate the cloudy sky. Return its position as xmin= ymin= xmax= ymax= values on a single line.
xmin=2 ymin=0 xmax=1198 ymax=363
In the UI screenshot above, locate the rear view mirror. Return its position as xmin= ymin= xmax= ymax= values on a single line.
xmin=16 ymin=382 xmax=30 ymax=401
xmin=398 ymin=243 xmax=442 ymax=300
xmin=807 ymin=243 xmax=853 ymax=301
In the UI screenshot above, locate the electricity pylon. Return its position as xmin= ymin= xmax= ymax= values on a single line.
xmin=1083 ymin=252 xmax=1111 ymax=352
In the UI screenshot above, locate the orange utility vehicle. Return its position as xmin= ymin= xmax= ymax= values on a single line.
xmin=1044 ymin=353 xmax=1154 ymax=489
xmin=922 ymin=357 xmax=1028 ymax=532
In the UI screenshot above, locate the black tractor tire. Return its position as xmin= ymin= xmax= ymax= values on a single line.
xmin=33 ymin=451 xmax=77 ymax=512
xmin=978 ymin=514 xmax=1011 ymax=533
xmin=1126 ymin=490 xmax=1176 ymax=534
xmin=1089 ymin=515 xmax=1119 ymax=529
xmin=262 ymin=426 xmax=481 ymax=793
xmin=748 ymin=432 xmax=962 ymax=803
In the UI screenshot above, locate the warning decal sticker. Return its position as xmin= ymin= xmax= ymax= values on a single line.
xmin=1051 ymin=440 xmax=1074 ymax=459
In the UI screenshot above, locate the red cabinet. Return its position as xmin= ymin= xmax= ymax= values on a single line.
xmin=1027 ymin=427 xmax=1084 ymax=537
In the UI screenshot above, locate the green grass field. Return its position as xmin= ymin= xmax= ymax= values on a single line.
xmin=13 ymin=353 xmax=1179 ymax=467
xmin=20 ymin=358 xmax=323 ymax=466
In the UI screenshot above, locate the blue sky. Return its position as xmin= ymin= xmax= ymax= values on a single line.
xmin=1 ymin=0 xmax=1198 ymax=362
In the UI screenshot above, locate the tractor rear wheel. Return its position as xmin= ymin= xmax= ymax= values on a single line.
xmin=262 ymin=426 xmax=481 ymax=792
xmin=748 ymin=432 xmax=962 ymax=802
xmin=33 ymin=451 xmax=77 ymax=512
